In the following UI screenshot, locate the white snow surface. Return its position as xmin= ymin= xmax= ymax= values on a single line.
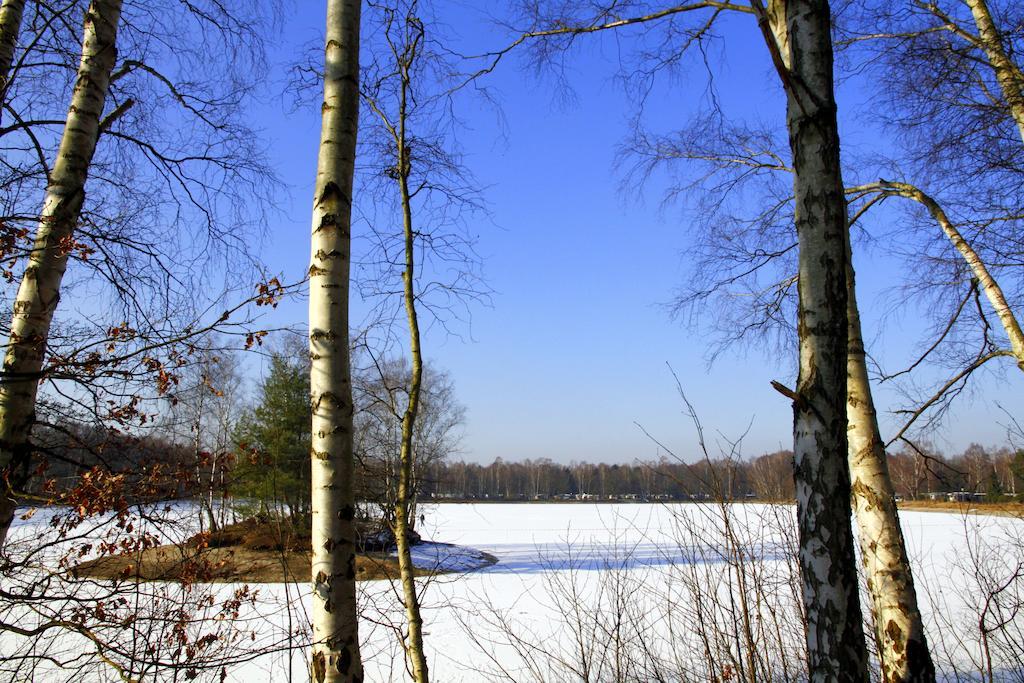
xmin=5 ymin=502 xmax=1024 ymax=681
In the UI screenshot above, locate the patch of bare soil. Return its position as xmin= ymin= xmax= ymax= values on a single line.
xmin=74 ymin=519 xmax=492 ymax=583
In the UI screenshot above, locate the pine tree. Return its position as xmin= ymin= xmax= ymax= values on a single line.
xmin=233 ymin=353 xmax=312 ymax=521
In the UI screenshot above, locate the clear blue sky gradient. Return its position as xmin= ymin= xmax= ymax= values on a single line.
xmin=247 ymin=2 xmax=1022 ymax=464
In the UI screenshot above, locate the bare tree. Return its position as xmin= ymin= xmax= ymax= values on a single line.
xmin=395 ymin=50 xmax=431 ymax=671
xmin=0 ymin=0 xmax=24 ymax=101
xmin=356 ymin=0 xmax=488 ymax=676
xmin=847 ymin=0 xmax=1024 ymax=167
xmin=843 ymin=180 xmax=1024 ymax=452
xmin=0 ymin=0 xmax=282 ymax=552
xmin=835 ymin=2 xmax=1024 ymax=413
xmin=481 ymin=1 xmax=871 ymax=676
xmin=624 ymin=109 xmax=944 ymax=679
xmin=363 ymin=4 xmax=433 ymax=675
xmin=760 ymin=10 xmax=870 ymax=674
xmin=748 ymin=450 xmax=795 ymax=501
xmin=161 ymin=344 xmax=243 ymax=532
xmin=0 ymin=0 xmax=124 ymax=550
xmin=845 ymin=231 xmax=935 ymax=681
xmin=308 ymin=0 xmax=364 ymax=680
xmin=354 ymin=356 xmax=464 ymax=532
xmin=963 ymin=0 xmax=1024 ymax=143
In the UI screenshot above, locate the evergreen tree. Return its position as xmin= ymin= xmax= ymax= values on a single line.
xmin=233 ymin=353 xmax=311 ymax=521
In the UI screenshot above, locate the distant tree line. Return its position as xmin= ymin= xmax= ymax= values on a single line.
xmin=418 ymin=452 xmax=794 ymax=502
xmin=25 ymin=428 xmax=1024 ymax=507
xmin=420 ymin=444 xmax=1024 ymax=503
xmin=888 ymin=443 xmax=1024 ymax=501
xmin=19 ymin=422 xmax=195 ymax=504
xmin=25 ymin=419 xmax=1022 ymax=508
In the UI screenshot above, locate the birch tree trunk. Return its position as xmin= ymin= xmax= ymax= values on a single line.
xmin=964 ymin=0 xmax=1024 ymax=145
xmin=0 ymin=0 xmax=24 ymax=100
xmin=308 ymin=0 xmax=364 ymax=681
xmin=847 ymin=240 xmax=935 ymax=682
xmin=0 ymin=0 xmax=122 ymax=551
xmin=769 ymin=0 xmax=870 ymax=678
xmin=863 ymin=181 xmax=1024 ymax=370
xmin=959 ymin=1 xmax=1024 ymax=366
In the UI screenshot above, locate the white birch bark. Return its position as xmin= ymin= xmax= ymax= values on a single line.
xmin=769 ymin=0 xmax=870 ymax=678
xmin=863 ymin=181 xmax=1024 ymax=370
xmin=0 ymin=0 xmax=25 ymax=100
xmin=950 ymin=0 xmax=1024 ymax=367
xmin=847 ymin=241 xmax=935 ymax=682
xmin=958 ymin=1 xmax=1024 ymax=367
xmin=755 ymin=34 xmax=932 ymax=675
xmin=964 ymin=0 xmax=1024 ymax=146
xmin=0 ymin=0 xmax=123 ymax=550
xmin=308 ymin=0 xmax=364 ymax=681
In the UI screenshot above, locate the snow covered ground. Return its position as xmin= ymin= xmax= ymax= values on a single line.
xmin=5 ymin=502 xmax=1024 ymax=681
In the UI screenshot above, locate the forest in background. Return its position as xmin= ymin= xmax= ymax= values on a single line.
xmin=427 ymin=444 xmax=1024 ymax=502
xmin=0 ymin=0 xmax=1023 ymax=681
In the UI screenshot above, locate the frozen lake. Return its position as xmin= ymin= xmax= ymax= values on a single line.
xmin=5 ymin=502 xmax=1024 ymax=681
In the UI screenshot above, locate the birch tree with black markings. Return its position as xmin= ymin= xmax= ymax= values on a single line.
xmin=0 ymin=0 xmax=24 ymax=102
xmin=308 ymin=0 xmax=365 ymax=681
xmin=491 ymin=1 xmax=871 ymax=676
xmin=760 ymin=2 xmax=869 ymax=677
xmin=0 ymin=0 xmax=123 ymax=550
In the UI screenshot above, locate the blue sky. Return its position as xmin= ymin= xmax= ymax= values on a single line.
xmin=246 ymin=2 xmax=1022 ymax=464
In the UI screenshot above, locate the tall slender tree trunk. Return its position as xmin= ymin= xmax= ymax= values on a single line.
xmin=842 ymin=179 xmax=1023 ymax=681
xmin=0 ymin=0 xmax=25 ymax=102
xmin=766 ymin=0 xmax=870 ymax=679
xmin=847 ymin=239 xmax=935 ymax=682
xmin=394 ymin=66 xmax=430 ymax=683
xmin=308 ymin=1 xmax=364 ymax=681
xmin=0 ymin=0 xmax=123 ymax=551
xmin=964 ymin=0 xmax=1024 ymax=145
